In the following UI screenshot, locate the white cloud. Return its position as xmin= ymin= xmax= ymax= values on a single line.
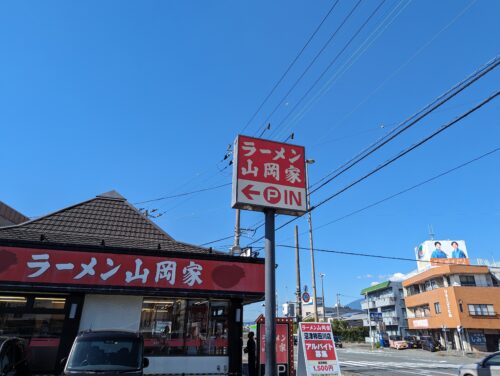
xmin=357 ymin=274 xmax=373 ymax=279
xmin=370 ymin=281 xmax=380 ymax=286
xmin=376 ymin=272 xmax=408 ymax=282
xmin=389 ymin=272 xmax=407 ymax=282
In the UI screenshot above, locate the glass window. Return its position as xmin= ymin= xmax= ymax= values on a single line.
xmin=470 ymin=304 xmax=495 ymax=316
xmin=0 ymin=295 xmax=27 ymax=309
xmin=0 ymin=313 xmax=65 ymax=337
xmin=485 ymin=354 xmax=500 ymax=366
xmin=33 ymin=297 xmax=66 ymax=309
xmin=139 ymin=298 xmax=228 ymax=356
xmin=434 ymin=302 xmax=441 ymax=314
xmin=459 ymin=275 xmax=476 ymax=286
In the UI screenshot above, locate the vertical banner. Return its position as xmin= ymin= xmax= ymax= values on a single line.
xmin=256 ymin=316 xmax=294 ymax=376
xmin=297 ymin=322 xmax=341 ymax=376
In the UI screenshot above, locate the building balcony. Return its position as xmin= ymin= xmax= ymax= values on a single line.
xmin=374 ymin=297 xmax=396 ymax=307
xmin=361 ymin=301 xmax=376 ymax=310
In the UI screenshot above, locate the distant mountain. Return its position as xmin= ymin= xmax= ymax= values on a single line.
xmin=345 ymin=298 xmax=363 ymax=310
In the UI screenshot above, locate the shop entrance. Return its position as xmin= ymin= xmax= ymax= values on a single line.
xmin=0 ymin=293 xmax=83 ymax=373
xmin=486 ymin=334 xmax=500 ymax=352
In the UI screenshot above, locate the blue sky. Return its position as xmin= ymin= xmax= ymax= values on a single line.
xmin=1 ymin=0 xmax=499 ymax=321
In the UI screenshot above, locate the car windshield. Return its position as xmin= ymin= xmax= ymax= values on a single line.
xmin=67 ymin=336 xmax=142 ymax=372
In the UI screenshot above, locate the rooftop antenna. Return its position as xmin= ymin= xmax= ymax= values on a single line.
xmin=428 ymin=225 xmax=435 ymax=240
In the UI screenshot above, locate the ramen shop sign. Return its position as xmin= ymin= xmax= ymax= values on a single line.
xmin=231 ymin=135 xmax=307 ymax=215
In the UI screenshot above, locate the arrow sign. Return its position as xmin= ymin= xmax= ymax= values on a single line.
xmin=242 ymin=184 xmax=260 ymax=200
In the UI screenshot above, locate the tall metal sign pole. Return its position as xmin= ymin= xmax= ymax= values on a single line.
xmin=264 ymin=209 xmax=276 ymax=376
xmin=232 ymin=135 xmax=307 ymax=376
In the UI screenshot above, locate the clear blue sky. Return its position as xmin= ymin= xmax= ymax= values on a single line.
xmin=1 ymin=0 xmax=499 ymax=321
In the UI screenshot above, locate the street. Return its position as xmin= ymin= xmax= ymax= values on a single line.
xmin=336 ymin=346 xmax=479 ymax=376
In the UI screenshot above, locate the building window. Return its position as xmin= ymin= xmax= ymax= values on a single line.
xmin=411 ymin=305 xmax=431 ymax=318
xmin=459 ymin=275 xmax=476 ymax=286
xmin=467 ymin=304 xmax=495 ymax=316
xmin=139 ymin=298 xmax=228 ymax=356
xmin=434 ymin=302 xmax=441 ymax=314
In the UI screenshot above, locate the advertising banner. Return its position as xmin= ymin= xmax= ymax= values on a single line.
xmin=297 ymin=322 xmax=341 ymax=376
xmin=415 ymin=240 xmax=470 ymax=271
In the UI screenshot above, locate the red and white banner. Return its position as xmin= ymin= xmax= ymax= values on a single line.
xmin=0 ymin=246 xmax=264 ymax=293
xmin=232 ymin=135 xmax=307 ymax=216
xmin=297 ymin=322 xmax=341 ymax=376
xmin=259 ymin=323 xmax=289 ymax=364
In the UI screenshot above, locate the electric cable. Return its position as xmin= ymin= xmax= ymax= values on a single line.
xmin=277 ymin=244 xmax=472 ymax=265
xmin=244 ymin=91 xmax=499 ymax=246
xmin=309 ymin=55 xmax=500 ymax=194
xmin=256 ymin=0 xmax=365 ymax=137
xmin=312 ymin=145 xmax=500 ymax=232
xmin=134 ymin=182 xmax=231 ymax=205
xmin=268 ymin=0 xmax=387 ymax=139
xmin=274 ymin=0 xmax=412 ymax=140
xmin=243 ymin=0 xmax=341 ymax=136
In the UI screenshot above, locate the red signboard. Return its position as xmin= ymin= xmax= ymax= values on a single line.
xmin=232 ymin=135 xmax=307 ymax=215
xmin=298 ymin=322 xmax=341 ymax=376
xmin=0 ymin=246 xmax=264 ymax=293
xmin=259 ymin=323 xmax=289 ymax=364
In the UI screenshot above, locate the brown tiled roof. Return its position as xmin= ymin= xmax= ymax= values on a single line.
xmin=0 ymin=191 xmax=217 ymax=254
xmin=0 ymin=201 xmax=29 ymax=227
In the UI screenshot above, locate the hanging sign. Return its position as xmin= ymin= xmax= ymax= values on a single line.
xmin=297 ymin=322 xmax=341 ymax=376
xmin=231 ymin=135 xmax=307 ymax=216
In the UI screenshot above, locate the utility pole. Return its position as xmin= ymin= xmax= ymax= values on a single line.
xmin=365 ymin=292 xmax=374 ymax=350
xmin=230 ymin=209 xmax=241 ymax=255
xmin=336 ymin=294 xmax=340 ymax=320
xmin=306 ymin=159 xmax=318 ymax=322
xmin=320 ymin=273 xmax=326 ymax=322
xmin=295 ymin=225 xmax=302 ymax=323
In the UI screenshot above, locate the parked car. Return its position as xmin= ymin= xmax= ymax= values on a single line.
xmin=404 ymin=335 xmax=421 ymax=349
xmin=61 ymin=330 xmax=149 ymax=376
xmin=420 ymin=336 xmax=442 ymax=352
xmin=458 ymin=351 xmax=500 ymax=376
xmin=0 ymin=337 xmax=30 ymax=376
xmin=389 ymin=335 xmax=408 ymax=350
xmin=333 ymin=336 xmax=342 ymax=349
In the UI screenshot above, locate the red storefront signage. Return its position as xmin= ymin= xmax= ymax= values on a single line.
xmin=259 ymin=323 xmax=289 ymax=364
xmin=255 ymin=316 xmax=294 ymax=376
xmin=0 ymin=246 xmax=264 ymax=293
xmin=297 ymin=322 xmax=341 ymax=376
xmin=232 ymin=135 xmax=307 ymax=216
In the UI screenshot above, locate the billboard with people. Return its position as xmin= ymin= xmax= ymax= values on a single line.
xmin=415 ymin=240 xmax=470 ymax=271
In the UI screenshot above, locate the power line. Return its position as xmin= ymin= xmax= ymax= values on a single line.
xmin=274 ymin=0 xmax=412 ymax=140
xmin=134 ymin=182 xmax=231 ymax=205
xmin=268 ymin=0 xmax=387 ymax=139
xmin=246 ymin=91 xmax=499 ymax=246
xmin=256 ymin=0 xmax=365 ymax=137
xmin=200 ymin=56 xmax=499 ymax=248
xmin=318 ymin=0 xmax=478 ymax=140
xmin=309 ymin=55 xmax=500 ymax=194
xmin=277 ymin=244 xmax=470 ymax=265
xmin=240 ymin=0 xmax=341 ymax=135
xmin=313 ymin=145 xmax=500 ymax=230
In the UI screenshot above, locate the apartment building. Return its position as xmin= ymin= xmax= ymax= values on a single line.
xmin=361 ymin=281 xmax=408 ymax=337
xmin=403 ymin=264 xmax=500 ymax=352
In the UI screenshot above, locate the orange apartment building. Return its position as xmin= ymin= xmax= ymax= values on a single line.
xmin=403 ymin=264 xmax=500 ymax=352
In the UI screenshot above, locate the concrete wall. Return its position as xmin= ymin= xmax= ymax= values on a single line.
xmin=79 ymin=294 xmax=143 ymax=331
